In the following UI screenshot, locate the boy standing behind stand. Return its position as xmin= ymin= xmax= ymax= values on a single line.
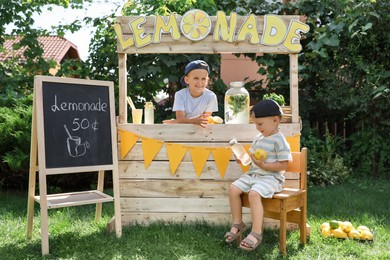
xmin=224 ymin=99 xmax=292 ymax=252
xmin=163 ymin=60 xmax=218 ymax=128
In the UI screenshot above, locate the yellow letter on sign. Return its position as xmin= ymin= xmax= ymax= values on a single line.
xmin=213 ymin=11 xmax=237 ymax=43
xmin=261 ymin=14 xmax=286 ymax=46
xmin=113 ymin=24 xmax=134 ymax=50
xmin=153 ymin=14 xmax=181 ymax=43
xmin=283 ymin=20 xmax=310 ymax=52
xmin=130 ymin=16 xmax=152 ymax=48
xmin=236 ymin=14 xmax=259 ymax=44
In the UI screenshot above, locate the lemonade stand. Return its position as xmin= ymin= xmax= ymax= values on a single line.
xmin=111 ymin=10 xmax=309 ymax=228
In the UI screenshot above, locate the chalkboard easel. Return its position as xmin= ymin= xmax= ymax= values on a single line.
xmin=26 ymin=76 xmax=122 ymax=255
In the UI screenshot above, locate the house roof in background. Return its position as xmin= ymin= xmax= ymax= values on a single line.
xmin=0 ymin=35 xmax=80 ymax=63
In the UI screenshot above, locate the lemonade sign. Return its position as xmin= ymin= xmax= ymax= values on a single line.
xmin=114 ymin=10 xmax=309 ymax=54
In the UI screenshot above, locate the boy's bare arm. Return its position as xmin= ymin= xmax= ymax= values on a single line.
xmin=175 ymin=111 xmax=210 ymax=127
xmin=250 ymin=154 xmax=289 ymax=172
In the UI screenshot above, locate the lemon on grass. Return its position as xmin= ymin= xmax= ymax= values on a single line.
xmin=180 ymin=9 xmax=211 ymax=41
xmin=360 ymin=230 xmax=373 ymax=240
xmin=340 ymin=221 xmax=354 ymax=233
xmin=321 ymin=227 xmax=332 ymax=237
xmin=332 ymin=228 xmax=348 ymax=239
xmin=329 ymin=220 xmax=340 ymax=229
xmin=320 ymin=222 xmax=330 ymax=231
xmin=348 ymin=229 xmax=361 ymax=239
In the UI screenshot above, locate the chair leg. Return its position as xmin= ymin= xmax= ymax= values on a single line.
xmin=299 ymin=205 xmax=307 ymax=245
xmin=280 ymin=205 xmax=287 ymax=255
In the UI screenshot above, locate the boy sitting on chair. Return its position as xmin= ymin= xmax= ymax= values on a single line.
xmin=224 ymin=99 xmax=292 ymax=251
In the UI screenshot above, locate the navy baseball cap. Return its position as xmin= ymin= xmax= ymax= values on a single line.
xmin=180 ymin=60 xmax=210 ymax=86
xmin=252 ymin=99 xmax=283 ymax=118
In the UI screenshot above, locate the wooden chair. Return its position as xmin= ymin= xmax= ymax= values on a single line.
xmin=240 ymin=147 xmax=308 ymax=255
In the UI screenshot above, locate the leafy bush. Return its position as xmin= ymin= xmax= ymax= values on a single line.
xmin=302 ymin=130 xmax=351 ymax=186
xmin=0 ymin=96 xmax=32 ymax=189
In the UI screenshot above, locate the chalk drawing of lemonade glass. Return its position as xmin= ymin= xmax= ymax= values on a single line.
xmin=64 ymin=125 xmax=90 ymax=158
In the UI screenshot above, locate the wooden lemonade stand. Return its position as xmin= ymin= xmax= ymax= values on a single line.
xmin=113 ymin=10 xmax=309 ymax=229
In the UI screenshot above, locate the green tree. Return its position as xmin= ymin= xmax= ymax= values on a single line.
xmin=0 ymin=0 xmax=92 ymax=189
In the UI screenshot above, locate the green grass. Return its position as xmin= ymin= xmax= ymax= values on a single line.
xmin=1 ymin=179 xmax=389 ymax=259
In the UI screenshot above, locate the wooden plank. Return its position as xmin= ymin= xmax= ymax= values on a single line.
xmin=120 ymin=179 xmax=229 ymax=198
xmin=121 ymin=197 xmax=239 ymax=213
xmin=119 ymin=161 xmax=300 ymax=180
xmin=34 ymin=190 xmax=114 ymax=209
xmin=121 ymin=212 xmax=252 ymax=225
xmin=117 ymin=123 xmax=301 ymax=142
xmin=120 ymin=213 xmax=298 ymax=230
xmin=120 ymin=179 xmax=299 ymax=198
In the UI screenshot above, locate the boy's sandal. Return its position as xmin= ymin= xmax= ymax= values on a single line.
xmin=224 ymin=222 xmax=247 ymax=244
xmin=239 ymin=231 xmax=263 ymax=252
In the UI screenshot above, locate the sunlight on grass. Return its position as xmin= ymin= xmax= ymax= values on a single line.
xmin=0 ymin=179 xmax=389 ymax=259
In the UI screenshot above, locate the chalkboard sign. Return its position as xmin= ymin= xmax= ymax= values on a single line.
xmin=36 ymin=77 xmax=116 ymax=169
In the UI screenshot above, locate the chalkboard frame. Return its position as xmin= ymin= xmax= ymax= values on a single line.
xmin=34 ymin=76 xmax=118 ymax=174
xmin=28 ymin=76 xmax=122 ymax=255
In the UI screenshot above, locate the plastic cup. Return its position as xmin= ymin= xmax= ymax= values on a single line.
xmin=132 ymin=109 xmax=143 ymax=124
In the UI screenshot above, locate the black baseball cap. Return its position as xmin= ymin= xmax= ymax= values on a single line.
xmin=180 ymin=60 xmax=210 ymax=86
xmin=252 ymin=99 xmax=283 ymax=118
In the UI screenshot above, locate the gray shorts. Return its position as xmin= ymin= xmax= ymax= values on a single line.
xmin=232 ymin=174 xmax=283 ymax=198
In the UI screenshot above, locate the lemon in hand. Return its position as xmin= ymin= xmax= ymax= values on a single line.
xmin=253 ymin=149 xmax=267 ymax=160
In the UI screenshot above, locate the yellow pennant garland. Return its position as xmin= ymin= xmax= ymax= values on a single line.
xmin=211 ymin=147 xmax=233 ymax=178
xmin=239 ymin=144 xmax=252 ymax=173
xmin=119 ymin=130 xmax=139 ymax=159
xmin=166 ymin=143 xmax=188 ymax=175
xmin=286 ymin=134 xmax=300 ymax=152
xmin=119 ymin=130 xmax=300 ymax=178
xmin=141 ymin=137 xmax=164 ymax=169
xmin=189 ymin=147 xmax=211 ymax=177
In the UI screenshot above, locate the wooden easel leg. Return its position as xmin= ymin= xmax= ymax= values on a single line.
xmin=38 ymin=170 xmax=50 ymax=255
xmin=27 ymin=96 xmax=38 ymax=240
xmin=26 ymin=169 xmax=37 ymax=239
xmin=95 ymin=170 xmax=105 ymax=222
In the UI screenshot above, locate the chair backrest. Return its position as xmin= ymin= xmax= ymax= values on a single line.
xmin=286 ymin=148 xmax=308 ymax=191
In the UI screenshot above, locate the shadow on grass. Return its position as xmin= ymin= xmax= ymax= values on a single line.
xmin=0 ymin=222 xmax=308 ymax=260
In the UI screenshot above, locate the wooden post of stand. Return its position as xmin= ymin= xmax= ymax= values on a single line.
xmin=118 ymin=53 xmax=127 ymax=124
xmin=290 ymin=54 xmax=299 ymax=123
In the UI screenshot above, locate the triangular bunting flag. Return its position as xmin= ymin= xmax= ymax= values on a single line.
xmin=286 ymin=134 xmax=300 ymax=152
xmin=189 ymin=146 xmax=211 ymax=177
xmin=141 ymin=137 xmax=164 ymax=169
xmin=119 ymin=130 xmax=139 ymax=159
xmin=239 ymin=144 xmax=252 ymax=173
xmin=211 ymin=147 xmax=233 ymax=178
xmin=166 ymin=143 xmax=188 ymax=175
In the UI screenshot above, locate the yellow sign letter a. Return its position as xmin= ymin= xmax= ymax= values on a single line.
xmin=213 ymin=11 xmax=237 ymax=43
xmin=261 ymin=14 xmax=287 ymax=46
xmin=236 ymin=14 xmax=259 ymax=44
xmin=130 ymin=16 xmax=152 ymax=48
xmin=153 ymin=13 xmax=181 ymax=43
xmin=283 ymin=20 xmax=310 ymax=52
xmin=113 ymin=24 xmax=134 ymax=50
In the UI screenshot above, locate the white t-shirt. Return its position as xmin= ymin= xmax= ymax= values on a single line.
xmin=172 ymin=88 xmax=218 ymax=118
